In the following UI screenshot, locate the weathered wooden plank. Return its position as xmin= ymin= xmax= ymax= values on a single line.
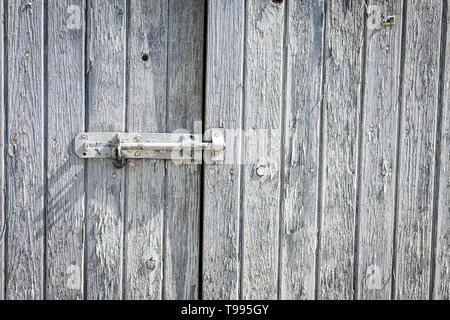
xmin=164 ymin=0 xmax=204 ymax=300
xmin=279 ymin=0 xmax=323 ymax=300
xmin=318 ymin=0 xmax=364 ymax=300
xmin=202 ymin=0 xmax=244 ymax=300
xmin=86 ymin=0 xmax=126 ymax=299
xmin=46 ymin=0 xmax=85 ymax=300
xmin=433 ymin=0 xmax=449 ymax=301
xmin=394 ymin=0 xmax=443 ymax=300
xmin=241 ymin=0 xmax=284 ymax=300
xmin=356 ymin=0 xmax=403 ymax=299
xmin=5 ymin=0 xmax=45 ymax=299
xmin=124 ymin=0 xmax=168 ymax=300
xmin=433 ymin=3 xmax=449 ymax=301
xmin=0 ymin=0 xmax=4 ymax=301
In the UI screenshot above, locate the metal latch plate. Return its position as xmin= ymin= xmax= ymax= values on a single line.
xmin=74 ymin=130 xmax=224 ymax=164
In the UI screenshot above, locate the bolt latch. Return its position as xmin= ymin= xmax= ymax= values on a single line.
xmin=74 ymin=129 xmax=225 ymax=168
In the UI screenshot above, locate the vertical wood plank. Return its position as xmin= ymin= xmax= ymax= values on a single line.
xmin=46 ymin=0 xmax=85 ymax=300
xmin=124 ymin=0 xmax=168 ymax=300
xmin=434 ymin=2 xmax=449 ymax=300
xmin=279 ymin=0 xmax=324 ymax=300
xmin=86 ymin=0 xmax=126 ymax=299
xmin=395 ymin=0 xmax=443 ymax=300
xmin=0 ymin=0 xmax=4 ymax=301
xmin=164 ymin=0 xmax=204 ymax=299
xmin=318 ymin=0 xmax=364 ymax=300
xmin=241 ymin=0 xmax=285 ymax=299
xmin=203 ymin=0 xmax=244 ymax=300
xmin=357 ymin=0 xmax=403 ymax=299
xmin=5 ymin=0 xmax=44 ymax=299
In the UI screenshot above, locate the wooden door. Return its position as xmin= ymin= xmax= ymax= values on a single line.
xmin=201 ymin=0 xmax=449 ymax=300
xmin=1 ymin=0 xmax=205 ymax=300
xmin=0 ymin=0 xmax=448 ymax=300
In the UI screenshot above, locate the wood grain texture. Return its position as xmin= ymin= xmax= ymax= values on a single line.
xmin=394 ymin=0 xmax=443 ymax=300
xmin=279 ymin=0 xmax=323 ymax=300
xmin=356 ymin=0 xmax=403 ymax=300
xmin=0 ymin=0 xmax=4 ymax=301
xmin=124 ymin=0 xmax=167 ymax=300
xmin=85 ymin=0 xmax=126 ymax=299
xmin=433 ymin=0 xmax=449 ymax=301
xmin=46 ymin=0 xmax=85 ymax=300
xmin=241 ymin=0 xmax=284 ymax=300
xmin=0 ymin=0 xmax=449 ymax=301
xmin=318 ymin=0 xmax=364 ymax=300
xmin=5 ymin=0 xmax=44 ymax=299
xmin=164 ymin=0 xmax=204 ymax=300
xmin=202 ymin=0 xmax=244 ymax=300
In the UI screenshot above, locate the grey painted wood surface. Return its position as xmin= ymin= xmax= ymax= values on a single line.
xmin=0 ymin=0 xmax=4 ymax=301
xmin=124 ymin=0 xmax=167 ymax=300
xmin=203 ymin=0 xmax=244 ymax=300
xmin=434 ymin=2 xmax=449 ymax=300
xmin=1 ymin=0 xmax=449 ymax=300
xmin=240 ymin=0 xmax=284 ymax=300
xmin=85 ymin=0 xmax=127 ymax=299
xmin=318 ymin=0 xmax=365 ymax=300
xmin=394 ymin=0 xmax=444 ymax=300
xmin=164 ymin=0 xmax=204 ymax=299
xmin=279 ymin=0 xmax=323 ymax=300
xmin=46 ymin=0 xmax=86 ymax=300
xmin=356 ymin=0 xmax=403 ymax=300
xmin=5 ymin=0 xmax=45 ymax=299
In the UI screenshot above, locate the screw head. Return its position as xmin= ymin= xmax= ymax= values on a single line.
xmin=256 ymin=166 xmax=266 ymax=177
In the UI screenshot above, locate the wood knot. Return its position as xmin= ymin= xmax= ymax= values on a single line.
xmin=145 ymin=258 xmax=156 ymax=271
